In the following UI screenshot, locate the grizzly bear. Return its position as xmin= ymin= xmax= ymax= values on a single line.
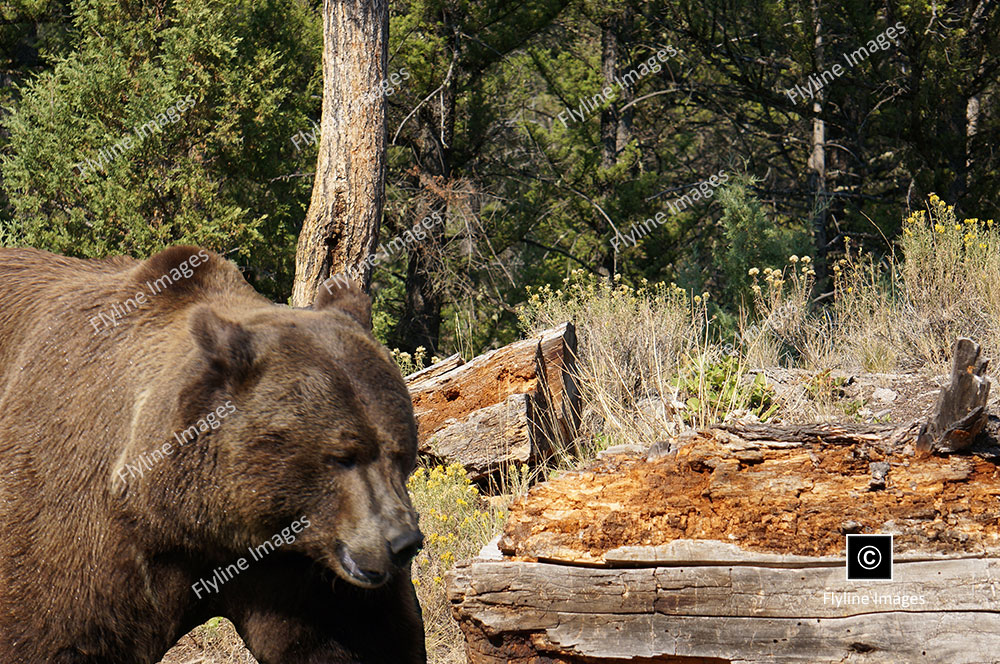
xmin=0 ymin=246 xmax=426 ymax=663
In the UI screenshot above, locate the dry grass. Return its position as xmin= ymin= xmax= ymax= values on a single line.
xmin=833 ymin=196 xmax=1000 ymax=369
xmin=517 ymin=195 xmax=1000 ymax=459
xmin=159 ymin=618 xmax=255 ymax=664
xmin=520 ymin=274 xmax=703 ymax=454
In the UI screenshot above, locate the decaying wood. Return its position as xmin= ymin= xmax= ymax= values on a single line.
xmin=405 ymin=352 xmax=463 ymax=385
xmin=407 ymin=322 xmax=578 ymax=438
xmin=449 ymin=420 xmax=1000 ymax=662
xmin=917 ymin=337 xmax=991 ymax=453
xmin=719 ymin=420 xmax=916 ymax=449
xmin=405 ymin=323 xmax=579 ymax=476
xmin=449 ymin=557 xmax=1000 ymax=663
xmin=422 ymin=393 xmax=548 ymax=482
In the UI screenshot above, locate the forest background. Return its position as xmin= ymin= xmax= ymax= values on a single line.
xmin=2 ymin=0 xmax=998 ymax=361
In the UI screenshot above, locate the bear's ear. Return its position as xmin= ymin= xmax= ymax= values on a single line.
xmin=189 ymin=306 xmax=255 ymax=377
xmin=314 ymin=276 xmax=372 ymax=330
xmin=134 ymin=245 xmax=214 ymax=295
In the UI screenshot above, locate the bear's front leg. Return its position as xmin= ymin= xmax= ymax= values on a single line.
xmin=220 ymin=556 xmax=426 ymax=664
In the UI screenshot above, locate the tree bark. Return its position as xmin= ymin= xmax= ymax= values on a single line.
xmin=290 ymin=0 xmax=388 ymax=306
xmin=599 ymin=15 xmax=621 ymax=170
xmin=807 ymin=0 xmax=828 ymax=277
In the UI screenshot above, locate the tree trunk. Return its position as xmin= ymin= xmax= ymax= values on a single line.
xmin=916 ymin=337 xmax=991 ymax=453
xmin=807 ymin=0 xmax=828 ymax=277
xmin=599 ymin=15 xmax=620 ymax=170
xmin=290 ymin=0 xmax=388 ymax=306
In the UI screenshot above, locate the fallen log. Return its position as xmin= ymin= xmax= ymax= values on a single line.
xmin=405 ymin=323 xmax=580 ymax=480
xmin=421 ymin=392 xmax=548 ymax=482
xmin=448 ymin=422 xmax=1000 ymax=663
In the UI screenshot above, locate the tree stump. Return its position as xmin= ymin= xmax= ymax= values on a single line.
xmin=917 ymin=337 xmax=991 ymax=453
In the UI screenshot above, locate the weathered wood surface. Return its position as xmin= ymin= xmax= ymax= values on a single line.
xmin=449 ymin=556 xmax=1000 ymax=663
xmin=450 ymin=556 xmax=1000 ymax=623
xmin=405 ymin=323 xmax=579 ymax=477
xmin=918 ymin=337 xmax=991 ymax=453
xmin=422 ymin=393 xmax=546 ymax=482
xmin=449 ymin=420 xmax=1000 ymax=662
xmin=407 ymin=322 xmax=578 ymax=438
xmin=405 ymin=352 xmax=463 ymax=385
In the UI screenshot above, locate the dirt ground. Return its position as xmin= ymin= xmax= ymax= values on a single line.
xmin=158 ymin=620 xmax=255 ymax=664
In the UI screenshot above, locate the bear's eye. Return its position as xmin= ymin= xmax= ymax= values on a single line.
xmin=252 ymin=432 xmax=286 ymax=447
xmin=324 ymin=454 xmax=357 ymax=470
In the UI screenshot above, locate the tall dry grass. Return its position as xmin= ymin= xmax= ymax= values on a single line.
xmin=520 ymin=274 xmax=705 ymax=454
xmin=825 ymin=196 xmax=1000 ymax=370
xmin=518 ymin=195 xmax=1000 ymax=457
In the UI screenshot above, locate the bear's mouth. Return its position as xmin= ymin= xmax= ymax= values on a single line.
xmin=335 ymin=542 xmax=389 ymax=588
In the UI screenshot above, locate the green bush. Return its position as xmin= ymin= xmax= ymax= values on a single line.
xmin=1 ymin=0 xmax=321 ymax=300
xmin=715 ymin=176 xmax=810 ymax=307
xmin=671 ymin=354 xmax=778 ymax=423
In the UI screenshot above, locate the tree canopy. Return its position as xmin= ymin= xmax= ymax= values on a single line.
xmin=2 ymin=0 xmax=998 ymax=354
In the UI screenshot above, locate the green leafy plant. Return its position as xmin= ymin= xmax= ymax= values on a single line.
xmin=672 ymin=355 xmax=778 ymax=424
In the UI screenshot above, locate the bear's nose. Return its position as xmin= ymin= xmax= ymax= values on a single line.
xmin=388 ymin=529 xmax=424 ymax=565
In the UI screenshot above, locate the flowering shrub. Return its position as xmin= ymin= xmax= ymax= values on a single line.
xmin=407 ymin=464 xmax=506 ymax=663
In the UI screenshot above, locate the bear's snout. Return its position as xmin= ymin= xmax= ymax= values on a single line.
xmin=333 ymin=524 xmax=423 ymax=588
xmin=336 ymin=542 xmax=390 ymax=587
xmin=388 ymin=528 xmax=424 ymax=566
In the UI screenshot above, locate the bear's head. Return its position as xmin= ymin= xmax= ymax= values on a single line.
xmin=170 ymin=274 xmax=423 ymax=589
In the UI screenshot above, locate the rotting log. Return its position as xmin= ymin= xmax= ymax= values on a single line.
xmin=449 ymin=421 xmax=1000 ymax=663
xmin=405 ymin=352 xmax=464 ymax=384
xmin=422 ymin=393 xmax=548 ymax=482
xmin=917 ymin=337 xmax=991 ymax=454
xmin=405 ymin=323 xmax=580 ymax=477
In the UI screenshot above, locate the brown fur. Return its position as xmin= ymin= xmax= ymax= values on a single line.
xmin=0 ymin=246 xmax=426 ymax=663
